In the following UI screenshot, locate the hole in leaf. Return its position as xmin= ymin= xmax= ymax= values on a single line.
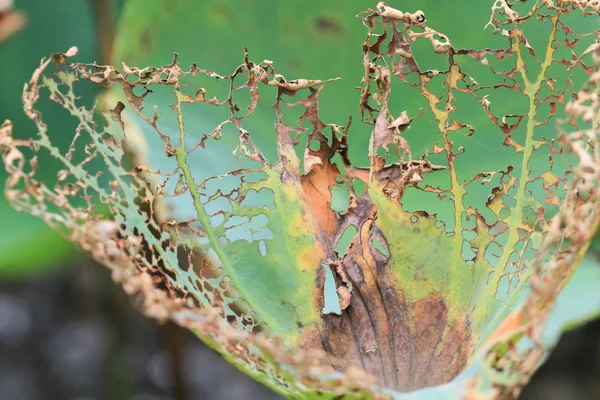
xmin=258 ymin=240 xmax=267 ymax=256
xmin=335 ymin=225 xmax=357 ymax=255
xmin=321 ymin=264 xmax=341 ymax=315
xmin=372 ymin=238 xmax=389 ymax=257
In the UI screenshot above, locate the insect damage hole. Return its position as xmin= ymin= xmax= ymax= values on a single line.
xmin=372 ymin=238 xmax=390 ymax=257
xmin=321 ymin=264 xmax=342 ymax=315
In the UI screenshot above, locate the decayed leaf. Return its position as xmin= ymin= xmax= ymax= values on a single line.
xmin=1 ymin=1 xmax=599 ymax=399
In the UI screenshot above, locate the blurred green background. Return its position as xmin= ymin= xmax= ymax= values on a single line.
xmin=0 ymin=0 xmax=100 ymax=275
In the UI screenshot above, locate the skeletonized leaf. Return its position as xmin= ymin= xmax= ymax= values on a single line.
xmin=1 ymin=1 xmax=600 ymax=399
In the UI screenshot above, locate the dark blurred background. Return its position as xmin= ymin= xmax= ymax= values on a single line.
xmin=0 ymin=260 xmax=599 ymax=400
xmin=1 ymin=1 xmax=599 ymax=399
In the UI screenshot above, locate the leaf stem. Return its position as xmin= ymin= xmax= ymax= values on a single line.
xmin=485 ymin=10 xmax=560 ymax=307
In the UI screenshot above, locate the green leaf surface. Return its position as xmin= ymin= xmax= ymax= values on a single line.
xmin=544 ymin=256 xmax=600 ymax=341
